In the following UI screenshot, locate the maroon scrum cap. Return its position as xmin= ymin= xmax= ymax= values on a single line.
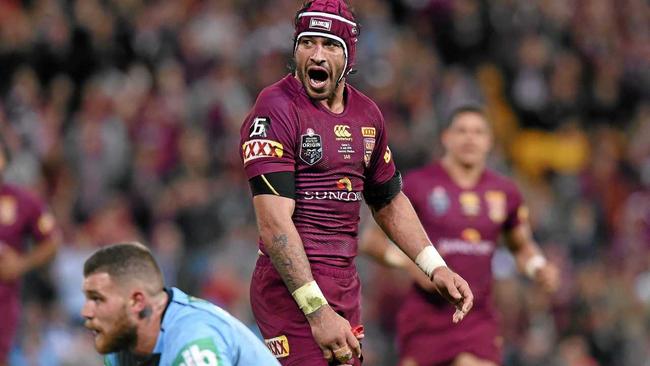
xmin=294 ymin=0 xmax=359 ymax=81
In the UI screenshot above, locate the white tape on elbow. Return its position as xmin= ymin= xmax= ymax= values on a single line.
xmin=525 ymin=255 xmax=547 ymax=279
xmin=415 ymin=245 xmax=447 ymax=278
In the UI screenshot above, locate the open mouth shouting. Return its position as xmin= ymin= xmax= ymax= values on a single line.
xmin=307 ymin=66 xmax=330 ymax=91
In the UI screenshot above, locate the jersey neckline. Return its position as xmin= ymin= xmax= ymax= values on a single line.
xmin=434 ymin=161 xmax=488 ymax=191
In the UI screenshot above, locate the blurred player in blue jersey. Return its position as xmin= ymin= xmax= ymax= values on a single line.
xmin=81 ymin=242 xmax=279 ymax=366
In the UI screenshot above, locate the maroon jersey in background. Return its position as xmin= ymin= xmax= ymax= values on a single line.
xmin=0 ymin=183 xmax=57 ymax=360
xmin=241 ymin=74 xmax=396 ymax=267
xmin=397 ymin=162 xmax=524 ymax=366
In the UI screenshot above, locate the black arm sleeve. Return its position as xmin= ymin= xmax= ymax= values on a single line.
xmin=248 ymin=171 xmax=296 ymax=199
xmin=363 ymin=170 xmax=402 ymax=211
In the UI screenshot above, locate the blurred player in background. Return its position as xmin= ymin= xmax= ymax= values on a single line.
xmin=0 ymin=137 xmax=60 ymax=366
xmin=360 ymin=106 xmax=560 ymax=366
xmin=240 ymin=1 xmax=473 ymax=365
xmin=82 ymin=242 xmax=280 ymax=366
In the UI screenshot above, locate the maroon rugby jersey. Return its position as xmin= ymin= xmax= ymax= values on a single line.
xmin=403 ymin=162 xmax=525 ymax=307
xmin=0 ymin=183 xmax=57 ymax=297
xmin=240 ymin=75 xmax=395 ymax=267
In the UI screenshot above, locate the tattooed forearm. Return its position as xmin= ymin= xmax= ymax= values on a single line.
xmin=266 ymin=232 xmax=312 ymax=292
xmin=272 ymin=234 xmax=289 ymax=248
xmin=253 ymin=195 xmax=315 ymax=294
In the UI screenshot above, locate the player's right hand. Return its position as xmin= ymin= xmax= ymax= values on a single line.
xmin=431 ymin=266 xmax=474 ymax=323
xmin=306 ymin=304 xmax=361 ymax=364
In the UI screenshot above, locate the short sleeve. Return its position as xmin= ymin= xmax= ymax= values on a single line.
xmin=401 ymin=171 xmax=416 ymax=201
xmin=364 ymin=109 xmax=396 ymax=186
xmin=503 ymin=182 xmax=526 ymax=231
xmin=240 ymin=90 xmax=298 ymax=179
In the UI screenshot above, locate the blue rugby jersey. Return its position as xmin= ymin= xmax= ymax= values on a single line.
xmin=104 ymin=288 xmax=280 ymax=366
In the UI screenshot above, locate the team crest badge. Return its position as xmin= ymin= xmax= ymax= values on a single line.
xmin=300 ymin=128 xmax=323 ymax=165
xmin=428 ymin=186 xmax=450 ymax=216
xmin=459 ymin=192 xmax=480 ymax=216
xmin=485 ymin=191 xmax=506 ymax=223
xmin=363 ymin=137 xmax=375 ymax=167
xmin=0 ymin=196 xmax=17 ymax=226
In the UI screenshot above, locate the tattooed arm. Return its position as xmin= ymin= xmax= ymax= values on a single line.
xmin=252 ymin=194 xmax=312 ymax=292
xmin=252 ymin=194 xmax=361 ymax=362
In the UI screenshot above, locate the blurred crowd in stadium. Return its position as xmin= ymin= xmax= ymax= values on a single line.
xmin=0 ymin=0 xmax=648 ymax=365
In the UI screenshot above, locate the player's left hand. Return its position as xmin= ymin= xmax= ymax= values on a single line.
xmin=431 ymin=266 xmax=474 ymax=323
xmin=0 ymin=244 xmax=27 ymax=282
xmin=534 ymin=263 xmax=560 ymax=293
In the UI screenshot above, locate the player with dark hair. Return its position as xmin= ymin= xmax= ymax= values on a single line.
xmin=240 ymin=1 xmax=473 ymax=365
xmin=0 ymin=137 xmax=60 ymax=366
xmin=360 ymin=107 xmax=560 ymax=366
xmin=82 ymin=242 xmax=280 ymax=366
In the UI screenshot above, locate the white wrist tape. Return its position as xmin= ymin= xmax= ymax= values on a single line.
xmin=525 ymin=255 xmax=547 ymax=279
xmin=291 ymin=281 xmax=328 ymax=315
xmin=415 ymin=245 xmax=447 ymax=278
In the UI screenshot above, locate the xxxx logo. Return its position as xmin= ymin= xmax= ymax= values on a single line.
xmin=361 ymin=127 xmax=376 ymax=137
xmin=265 ymin=335 xmax=290 ymax=358
xmin=334 ymin=125 xmax=352 ymax=139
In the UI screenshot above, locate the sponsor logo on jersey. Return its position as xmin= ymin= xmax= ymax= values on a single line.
xmin=309 ymin=18 xmax=332 ymax=31
xmin=361 ymin=127 xmax=376 ymax=137
xmin=265 ymin=335 xmax=290 ymax=359
xmin=242 ymin=139 xmax=284 ymax=163
xmin=459 ymin=192 xmax=480 ymax=216
xmin=383 ymin=146 xmax=392 ymax=163
xmin=429 ymin=186 xmax=450 ymax=216
xmin=173 ymin=338 xmax=221 ymax=366
xmin=249 ymin=117 xmax=270 ymax=138
xmin=363 ymin=137 xmax=375 ymax=167
xmin=304 ymin=191 xmax=363 ymax=202
xmin=437 ymin=238 xmax=494 ymax=256
xmin=461 ymin=228 xmax=481 ymax=243
xmin=334 ymin=125 xmax=352 ymax=140
xmin=300 ymin=128 xmax=323 ymax=165
xmin=337 ymin=177 xmax=352 ymax=191
xmin=0 ymin=196 xmax=17 ymax=226
xmin=485 ymin=190 xmax=506 ymax=223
